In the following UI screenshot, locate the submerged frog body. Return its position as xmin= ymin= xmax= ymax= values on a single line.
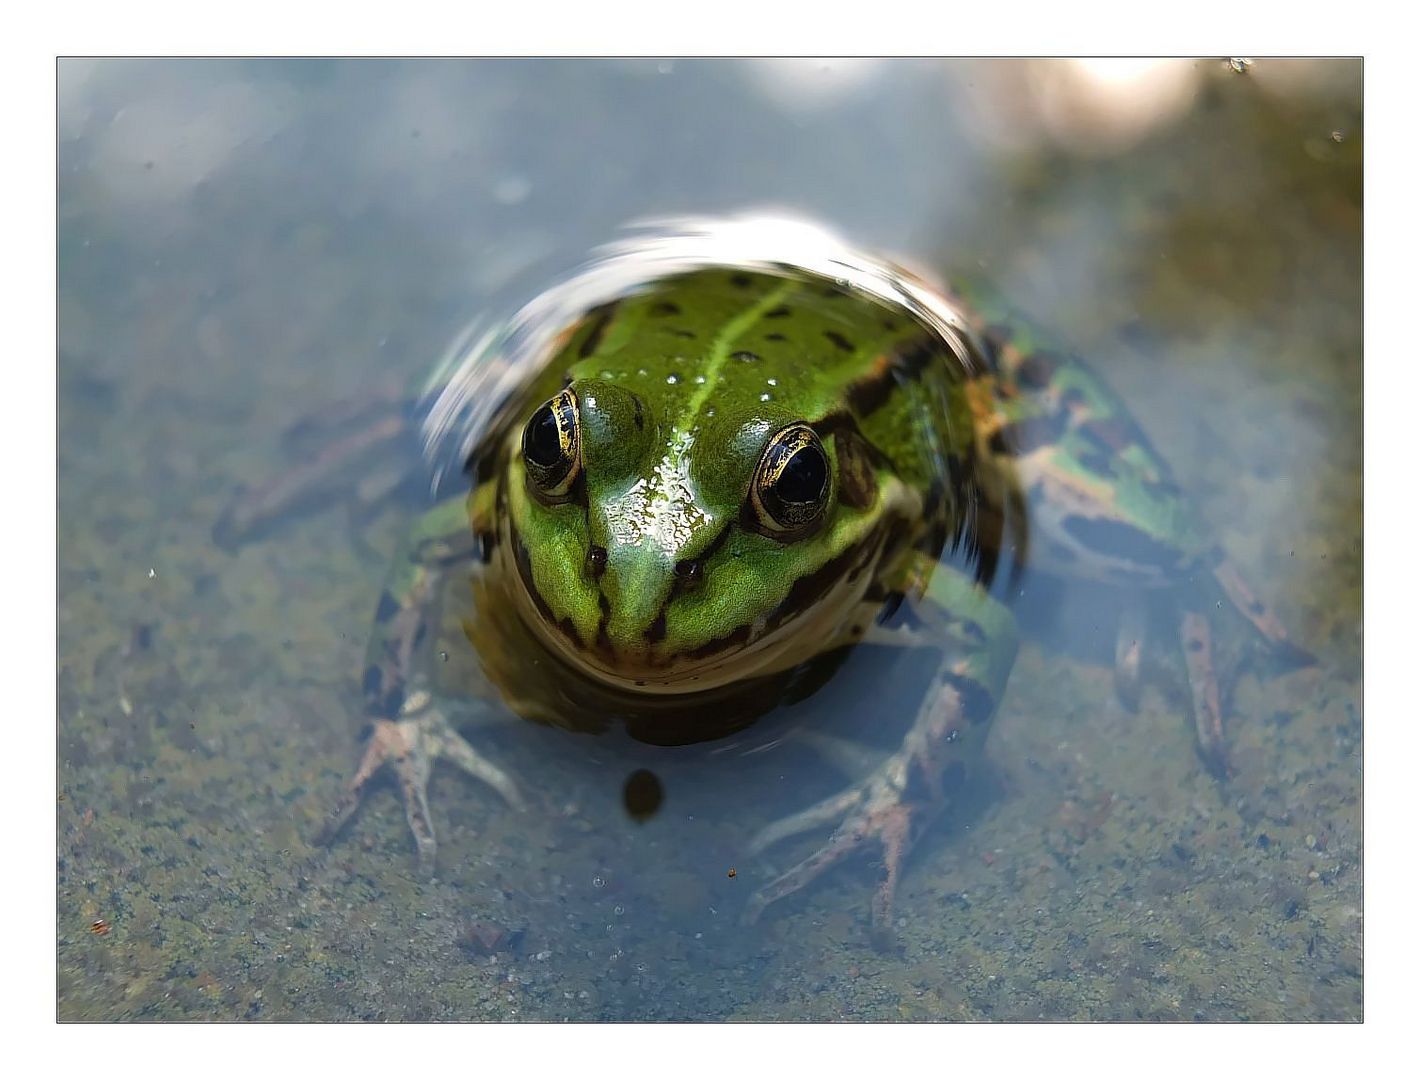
xmin=221 ymin=217 xmax=1309 ymax=942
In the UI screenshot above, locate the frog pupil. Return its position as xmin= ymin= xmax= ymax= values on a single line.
xmin=524 ymin=403 xmax=563 ymax=467
xmin=776 ymin=446 xmax=827 ymax=504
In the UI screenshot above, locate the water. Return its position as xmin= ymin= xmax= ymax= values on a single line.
xmin=57 ymin=58 xmax=1361 ymax=1021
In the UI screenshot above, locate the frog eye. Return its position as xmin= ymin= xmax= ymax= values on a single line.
xmin=750 ymin=423 xmax=831 ymax=538
xmin=522 ymin=388 xmax=582 ymax=500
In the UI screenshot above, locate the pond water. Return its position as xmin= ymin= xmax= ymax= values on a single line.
xmin=57 ymin=58 xmax=1361 ymax=1021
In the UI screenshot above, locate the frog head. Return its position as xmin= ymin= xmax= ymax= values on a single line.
xmin=502 ymin=378 xmax=883 ymax=692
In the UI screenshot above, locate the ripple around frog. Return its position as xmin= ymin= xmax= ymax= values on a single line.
xmin=429 ymin=216 xmax=1028 ymax=751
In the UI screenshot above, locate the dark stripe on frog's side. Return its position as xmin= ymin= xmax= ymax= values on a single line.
xmin=844 ymin=334 xmax=950 ymax=416
xmin=510 ymin=524 xmax=585 ymax=653
xmin=577 ymin=301 xmax=621 ymax=359
xmin=682 ymin=516 xmax=904 ymax=663
xmin=1058 ymin=513 xmax=1192 ymax=574
xmin=1013 ymin=349 xmax=1067 ymax=389
xmin=988 ymin=411 xmax=1070 ymax=455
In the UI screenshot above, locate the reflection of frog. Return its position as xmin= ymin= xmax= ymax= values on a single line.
xmin=219 ymin=219 xmax=1309 ymax=943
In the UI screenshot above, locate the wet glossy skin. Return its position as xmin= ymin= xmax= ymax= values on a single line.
xmin=481 ymin=269 xmax=980 ymax=695
xmin=223 ymin=259 xmax=1309 ymax=944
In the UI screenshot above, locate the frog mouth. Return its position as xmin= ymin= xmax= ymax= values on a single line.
xmin=497 ymin=513 xmax=894 ymax=697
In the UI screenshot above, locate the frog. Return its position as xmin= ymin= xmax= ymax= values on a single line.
xmin=217 ymin=217 xmax=1310 ymax=943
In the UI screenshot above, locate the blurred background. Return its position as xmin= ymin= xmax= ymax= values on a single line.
xmin=58 ymin=59 xmax=1360 ymax=1021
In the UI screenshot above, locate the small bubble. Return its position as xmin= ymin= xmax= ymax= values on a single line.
xmin=1330 ymin=130 xmax=1345 ymax=143
xmin=439 ymin=651 xmax=449 ymax=662
xmin=666 ymin=373 xmax=679 ymax=385
xmin=637 ymin=368 xmax=648 ymax=377
xmin=705 ymin=407 xmax=716 ymax=417
xmin=1227 ymin=57 xmax=1253 ymax=74
xmin=635 ymin=962 xmax=647 ymax=973
xmin=592 ymin=875 xmax=606 ymax=889
xmin=613 ymin=905 xmax=625 ymax=916
xmin=766 ymin=377 xmax=778 ymax=386
xmin=601 ymin=370 xmax=615 ymax=379
xmin=694 ymin=374 xmax=706 ymax=384
xmin=759 ymin=392 xmax=772 ymax=402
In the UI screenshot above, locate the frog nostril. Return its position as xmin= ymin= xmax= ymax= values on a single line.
xmin=587 ymin=545 xmax=608 ymax=579
xmin=674 ymin=559 xmax=704 ymax=591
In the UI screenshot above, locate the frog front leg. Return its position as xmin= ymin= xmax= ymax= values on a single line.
xmin=316 ymin=491 xmax=524 ymax=875
xmin=743 ymin=559 xmax=1017 ymax=947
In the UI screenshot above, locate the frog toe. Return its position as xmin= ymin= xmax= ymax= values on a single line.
xmin=743 ymin=782 xmax=918 ymax=950
xmin=315 ymin=693 xmax=521 ymax=872
xmin=1180 ymin=610 xmax=1231 ymax=780
xmin=746 ymin=785 xmax=867 ymax=856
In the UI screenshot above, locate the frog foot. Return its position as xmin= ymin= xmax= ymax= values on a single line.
xmin=315 ymin=689 xmax=525 ymax=876
xmin=742 ymin=758 xmax=926 ymax=950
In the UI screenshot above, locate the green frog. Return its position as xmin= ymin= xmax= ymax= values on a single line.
xmin=219 ymin=219 xmax=1309 ymax=942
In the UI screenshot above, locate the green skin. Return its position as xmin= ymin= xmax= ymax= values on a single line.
xmin=232 ymin=266 xmax=1307 ymax=943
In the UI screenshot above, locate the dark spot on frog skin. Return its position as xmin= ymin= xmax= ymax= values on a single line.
xmin=732 ymin=350 xmax=760 ymax=364
xmin=1014 ymin=350 xmax=1065 ymax=389
xmin=1059 ymin=515 xmax=1186 ymax=572
xmin=730 ymin=273 xmax=753 ymax=288
xmin=981 ymin=324 xmax=1014 ymax=367
xmin=650 ymin=300 xmax=682 ymax=316
xmin=764 ymin=305 xmax=792 ymax=319
xmin=586 ymin=545 xmax=608 ymax=579
xmin=988 ymin=413 xmax=1070 ymax=455
xmin=943 ymin=674 xmax=995 ymax=726
xmin=823 ymin=330 xmax=856 ymax=352
xmin=374 ymin=591 xmax=401 ymax=623
xmin=674 ymin=558 xmax=704 ymax=591
xmin=672 ymin=329 xmax=696 ymax=339
xmin=765 ymin=332 xmax=787 ymax=342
